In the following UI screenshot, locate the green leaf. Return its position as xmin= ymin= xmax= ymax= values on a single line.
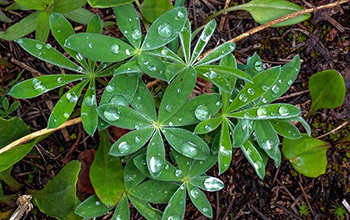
xmin=48 ymin=80 xmax=88 ymax=128
xmin=261 ymin=55 xmax=300 ymax=104
xmin=36 ymin=11 xmax=51 ymax=42
xmin=53 ymin=0 xmax=86 ymax=13
xmin=131 ymin=80 xmax=157 ymax=121
xmin=96 ymin=104 xmax=152 ymax=129
xmin=161 ymin=185 xmax=186 ymax=220
xmin=109 ymin=128 xmax=154 ymax=156
xmin=270 ymin=120 xmax=301 ymax=140
xmin=189 ymin=176 xmax=224 ymax=192
xmin=218 ymin=119 xmax=232 ymax=174
xmin=81 ymin=81 xmax=98 ymax=135
xmin=112 ymin=196 xmax=130 ymax=220
xmin=187 ymin=184 xmax=212 ymax=218
xmin=196 ymin=65 xmax=252 ymax=83
xmin=90 ymin=131 xmax=124 ymax=207
xmin=62 ymin=8 xmax=95 ymax=24
xmin=195 ymin=42 xmax=236 ymax=66
xmin=162 ymin=128 xmax=210 ymax=159
xmin=255 ymin=120 xmax=281 ymax=167
xmin=138 ymin=53 xmax=167 ymax=80
xmin=234 ymin=0 xmax=311 ymax=27
xmin=124 ymin=159 xmax=146 ymax=189
xmin=9 ymin=75 xmax=85 ymax=99
xmin=88 ymin=0 xmax=135 ymax=8
xmin=144 ymin=47 xmax=184 ymax=64
xmin=282 ymin=134 xmax=330 ymax=177
xmin=14 ymin=0 xmax=45 ymax=10
xmin=158 ymin=67 xmax=196 ymax=122
xmin=241 ymin=140 xmax=267 ymax=179
xmin=0 ymin=11 xmax=39 ymax=41
xmin=307 ymin=70 xmax=345 ymax=117
xmin=289 ymin=116 xmax=311 ymax=136
xmin=141 ymin=0 xmax=174 ymax=23
xmin=147 ymin=130 xmax=166 ymax=177
xmin=232 ymin=119 xmax=256 ymax=147
xmin=112 ymin=61 xmax=142 ymax=76
xmin=141 ymin=7 xmax=187 ymax=50
xmin=220 ymin=52 xmax=237 ymax=69
xmin=171 ymin=150 xmax=191 ymax=177
xmin=188 ymin=154 xmax=218 ymax=177
xmin=227 ymin=66 xmax=281 ymax=112
xmin=0 ymin=167 xmax=22 ymax=191
xmin=0 ymin=10 xmax=11 ymax=23
xmin=114 ymin=3 xmax=142 ymax=49
xmin=87 ymin=14 xmax=102 ymax=33
xmin=194 ymin=117 xmax=222 ymax=134
xmin=33 ymin=161 xmax=81 ymax=220
xmin=1 ymin=98 xmax=9 ymax=112
xmin=75 ymin=195 xmax=113 ymax=218
xmin=164 ymin=94 xmax=221 ymax=127
xmin=17 ymin=38 xmax=81 ymax=72
xmin=179 ymin=19 xmax=191 ymax=64
xmin=164 ymin=63 xmax=186 ymax=81
xmin=228 ymin=104 xmax=301 ymax=120
xmin=128 ymin=196 xmax=162 ymax=220
xmin=131 ymin=180 xmax=178 ymax=204
xmin=245 ymin=53 xmax=262 ymax=77
xmin=65 ymin=33 xmax=135 ymax=62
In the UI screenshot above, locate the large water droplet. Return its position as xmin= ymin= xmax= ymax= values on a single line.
xmin=220 ymin=145 xmax=232 ymax=157
xmin=203 ymin=177 xmax=224 ymax=191
xmin=110 ymin=44 xmax=120 ymax=54
xmin=205 ymin=124 xmax=213 ymax=131
xmin=182 ymin=142 xmax=198 ymax=157
xmin=203 ymin=207 xmax=209 ymax=212
xmin=106 ymin=85 xmax=115 ymax=92
xmin=31 ymin=78 xmax=47 ymax=92
xmin=208 ymin=70 xmax=217 ymax=79
xmin=132 ymin=29 xmax=142 ymax=40
xmin=254 ymin=61 xmax=265 ymax=71
xmin=216 ymin=101 xmax=221 ymax=106
xmin=194 ymin=105 xmax=211 ymax=121
xmin=104 ymin=106 xmax=120 ymax=121
xmin=158 ymin=23 xmax=173 ymax=38
xmin=190 ymin=188 xmax=200 ymax=199
xmin=257 ymin=106 xmax=268 ymax=118
xmin=239 ymin=94 xmax=248 ymax=102
xmin=109 ymin=95 xmax=128 ymax=106
xmin=263 ymin=140 xmax=272 ymax=150
xmin=83 ymin=95 xmax=96 ymax=107
xmin=66 ymin=92 xmax=78 ymax=103
xmin=262 ymin=98 xmax=267 ymax=103
xmin=167 ymin=215 xmax=181 ymax=220
xmin=165 ymin=104 xmax=172 ymax=112
xmin=278 ymin=106 xmax=290 ymax=116
xmin=247 ymin=88 xmax=255 ymax=95
xmin=271 ymin=84 xmax=280 ymax=94
xmin=174 ymin=169 xmax=183 ymax=178
xmin=125 ymin=49 xmax=131 ymax=55
xmin=149 ymin=156 xmax=163 ymax=174
xmin=118 ymin=141 xmax=131 ymax=154
xmin=35 ymin=43 xmax=43 ymax=50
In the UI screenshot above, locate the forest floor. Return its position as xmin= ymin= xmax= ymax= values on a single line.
xmin=0 ymin=0 xmax=350 ymax=219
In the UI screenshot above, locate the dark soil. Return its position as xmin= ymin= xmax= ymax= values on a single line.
xmin=1 ymin=0 xmax=350 ymax=219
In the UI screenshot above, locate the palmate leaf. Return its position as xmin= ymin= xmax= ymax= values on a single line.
xmin=161 ymin=185 xmax=186 ymax=220
xmin=241 ymin=140 xmax=268 ymax=179
xmin=146 ymin=130 xmax=166 ymax=177
xmin=9 ymin=75 xmax=85 ymax=99
xmin=141 ymin=7 xmax=187 ymax=51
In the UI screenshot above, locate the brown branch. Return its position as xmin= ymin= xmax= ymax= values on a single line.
xmin=199 ymin=0 xmax=349 ymax=60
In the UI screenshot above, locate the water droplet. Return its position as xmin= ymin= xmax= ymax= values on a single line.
xmin=95 ymin=201 xmax=100 ymax=206
xmin=287 ymin=80 xmax=293 ymax=85
xmin=264 ymin=140 xmax=272 ymax=150
xmin=168 ymin=121 xmax=173 ymax=126
xmin=75 ymin=53 xmax=83 ymax=61
xmin=63 ymin=112 xmax=70 ymax=119
xmin=244 ymin=112 xmax=249 ymax=118
xmin=134 ymin=136 xmax=141 ymax=143
xmin=57 ymin=77 xmax=63 ymax=83
xmin=177 ymin=88 xmax=181 ymax=93
xmin=220 ymin=145 xmax=232 ymax=157
xmin=31 ymin=78 xmax=47 ymax=92
xmin=182 ymin=142 xmax=198 ymax=157
xmin=194 ymin=105 xmax=211 ymax=121
xmin=190 ymin=188 xmax=200 ymax=199
xmin=66 ymin=92 xmax=78 ymax=103
xmin=110 ymin=44 xmax=120 ymax=54
xmin=278 ymin=106 xmax=290 ymax=116
xmin=253 ymin=161 xmax=262 ymax=169
xmin=125 ymin=49 xmax=131 ymax=55
xmin=115 ymin=216 xmax=122 ymax=220
xmin=247 ymin=88 xmax=255 ymax=95
xmin=148 ymin=66 xmax=157 ymax=71
xmin=35 ymin=43 xmax=43 ymax=50
xmin=165 ymin=164 xmax=169 ymax=170
xmin=145 ymin=43 xmax=150 ymax=48
xmin=167 ymin=215 xmax=181 ymax=220
xmin=104 ymin=106 xmax=120 ymax=121
xmin=109 ymin=95 xmax=128 ymax=106
xmin=174 ymin=169 xmax=183 ymax=178
xmin=149 ymin=156 xmax=163 ymax=174
xmin=203 ymin=207 xmax=209 ymax=212
xmin=132 ymin=29 xmax=142 ymax=40
xmin=208 ymin=70 xmax=217 ymax=79
xmin=216 ymin=101 xmax=221 ymax=106
xmin=16 ymin=39 xmax=24 ymax=44
xmin=118 ymin=141 xmax=131 ymax=154
xmin=262 ymin=85 xmax=269 ymax=91
xmin=158 ymin=23 xmax=173 ymax=38
xmin=262 ymin=98 xmax=267 ymax=103
xmin=254 ymin=61 xmax=265 ymax=71
xmin=177 ymin=11 xmax=185 ymax=18
xmin=45 ymin=43 xmax=52 ymax=49
xmin=205 ymin=124 xmax=213 ymax=131
xmin=88 ymin=42 xmax=93 ymax=48
xmin=204 ymin=177 xmax=224 ymax=191
xmin=271 ymin=85 xmax=280 ymax=94
xmin=165 ymin=104 xmax=172 ymax=112
xmin=201 ymin=34 xmax=209 ymax=41
xmin=77 ymin=66 xmax=83 ymax=72
xmin=239 ymin=94 xmax=248 ymax=102
xmin=83 ymin=95 xmax=96 ymax=107
xmin=257 ymin=106 xmax=268 ymax=118
xmin=106 ymin=85 xmax=115 ymax=92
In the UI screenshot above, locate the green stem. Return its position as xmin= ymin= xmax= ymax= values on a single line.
xmin=204 ymin=5 xmax=244 ymax=24
xmin=0 ymin=167 xmax=23 ymax=191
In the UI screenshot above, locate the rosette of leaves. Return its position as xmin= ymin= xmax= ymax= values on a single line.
xmin=195 ymin=54 xmax=311 ymax=177
xmin=9 ymin=14 xmax=118 ymax=135
xmin=0 ymin=0 xmax=95 ymax=42
xmin=133 ymin=150 xmax=223 ymax=219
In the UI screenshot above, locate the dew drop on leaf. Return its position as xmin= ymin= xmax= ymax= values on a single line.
xmin=203 ymin=207 xmax=209 ymax=213
xmin=66 ymin=92 xmax=78 ymax=103
xmin=190 ymin=188 xmax=200 ymax=199
xmin=16 ymin=39 xmax=23 ymax=44
xmin=115 ymin=216 xmax=122 ymax=220
xmin=216 ymin=101 xmax=221 ymax=106
xmin=132 ymin=29 xmax=142 ymax=40
xmin=220 ymin=145 xmax=232 ymax=157
xmin=31 ymin=78 xmax=47 ymax=92
xmin=262 ymin=98 xmax=267 ymax=103
xmin=253 ymin=161 xmax=262 ymax=169
xmin=83 ymin=95 xmax=96 ymax=107
xmin=263 ymin=140 xmax=272 ymax=150
xmin=239 ymin=94 xmax=248 ymax=102
xmin=88 ymin=42 xmax=93 ymax=48
xmin=106 ymin=85 xmax=115 ymax=93
xmin=63 ymin=112 xmax=70 ymax=119
xmin=194 ymin=105 xmax=211 ymax=121
xmin=45 ymin=43 xmax=52 ymax=49
xmin=110 ymin=44 xmax=120 ymax=54
xmin=35 ymin=43 xmax=43 ymax=50
xmin=75 ymin=53 xmax=83 ymax=61
xmin=278 ymin=106 xmax=290 ymax=116
xmin=174 ymin=169 xmax=183 ymax=178
xmin=57 ymin=77 xmax=63 ymax=83
xmin=177 ymin=11 xmax=185 ymax=18
xmin=109 ymin=95 xmax=128 ymax=106
xmin=203 ymin=177 xmax=224 ymax=191
xmin=254 ymin=61 xmax=265 ymax=71
xmin=95 ymin=201 xmax=100 ymax=206
xmin=205 ymin=124 xmax=213 ymax=131
xmin=125 ymin=49 xmax=131 ymax=55
xmin=181 ymin=142 xmax=198 ymax=157
xmin=262 ymin=85 xmax=269 ymax=91
xmin=165 ymin=104 xmax=172 ymax=112
xmin=287 ymin=80 xmax=293 ymax=86
xmin=77 ymin=66 xmax=84 ymax=72
xmin=257 ymin=106 xmax=268 ymax=118
xmin=271 ymin=84 xmax=280 ymax=94
xmin=104 ymin=106 xmax=120 ymax=121
xmin=157 ymin=23 xmax=173 ymax=38
xmin=247 ymin=88 xmax=255 ymax=95
xmin=149 ymin=156 xmax=163 ymax=174
xmin=167 ymin=215 xmax=181 ymax=220
xmin=118 ymin=141 xmax=131 ymax=154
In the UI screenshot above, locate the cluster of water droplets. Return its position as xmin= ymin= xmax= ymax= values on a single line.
xmin=254 ymin=105 xmax=290 ymax=119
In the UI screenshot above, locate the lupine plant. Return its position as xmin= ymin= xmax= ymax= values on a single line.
xmin=3 ymin=1 xmax=322 ymax=219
